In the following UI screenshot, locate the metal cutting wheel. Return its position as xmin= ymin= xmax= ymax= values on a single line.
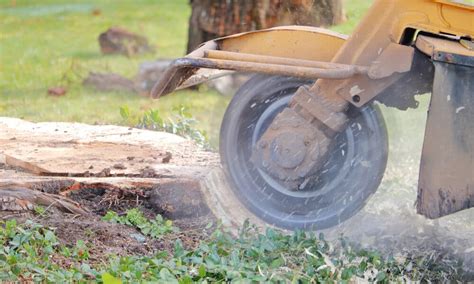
xmin=220 ymin=75 xmax=389 ymax=230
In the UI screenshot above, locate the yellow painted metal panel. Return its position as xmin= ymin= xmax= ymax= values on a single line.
xmin=218 ymin=26 xmax=347 ymax=62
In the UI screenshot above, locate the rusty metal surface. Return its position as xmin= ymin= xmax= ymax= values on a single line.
xmin=290 ymin=85 xmax=347 ymax=132
xmin=150 ymin=57 xmax=369 ymax=98
xmin=416 ymin=35 xmax=474 ymax=59
xmin=374 ymin=50 xmax=435 ymax=110
xmin=194 ymin=58 xmax=366 ymax=79
xmin=150 ymin=40 xmax=218 ymax=98
xmin=308 ymin=43 xmax=415 ymax=109
xmin=250 ymin=107 xmax=330 ymax=188
xmin=252 ymin=84 xmax=349 ymax=187
xmin=205 ymin=50 xmax=369 ymax=73
xmin=313 ymin=0 xmax=474 ymax=108
xmin=434 ymin=51 xmax=474 ymax=67
xmin=150 ymin=26 xmax=346 ymax=98
xmin=416 ymin=35 xmax=474 ymax=67
xmin=367 ymin=43 xmax=414 ymax=79
xmin=150 ymin=58 xmax=197 ymax=99
xmin=417 ymin=61 xmax=474 ymax=218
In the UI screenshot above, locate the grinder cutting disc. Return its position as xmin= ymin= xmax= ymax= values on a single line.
xmin=220 ymin=75 xmax=388 ymax=230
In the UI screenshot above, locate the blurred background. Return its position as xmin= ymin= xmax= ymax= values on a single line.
xmin=0 ymin=0 xmax=373 ymax=147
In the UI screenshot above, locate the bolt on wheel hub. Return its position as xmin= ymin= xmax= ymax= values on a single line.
xmin=270 ymin=133 xmax=307 ymax=169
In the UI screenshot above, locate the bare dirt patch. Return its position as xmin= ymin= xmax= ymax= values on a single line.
xmin=12 ymin=183 xmax=213 ymax=265
xmin=0 ymin=118 xmax=220 ymax=264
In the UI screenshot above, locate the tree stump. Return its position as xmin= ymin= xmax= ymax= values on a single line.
xmin=0 ymin=117 xmax=219 ymax=222
xmin=187 ymin=0 xmax=345 ymax=52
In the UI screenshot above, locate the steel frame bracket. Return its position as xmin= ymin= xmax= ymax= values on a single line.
xmin=368 ymin=43 xmax=415 ymax=79
xmin=416 ymin=35 xmax=474 ymax=67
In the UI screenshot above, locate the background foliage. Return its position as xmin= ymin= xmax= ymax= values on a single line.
xmin=0 ymin=0 xmax=372 ymax=146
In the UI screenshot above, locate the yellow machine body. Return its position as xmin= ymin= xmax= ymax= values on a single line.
xmin=152 ymin=0 xmax=474 ymax=221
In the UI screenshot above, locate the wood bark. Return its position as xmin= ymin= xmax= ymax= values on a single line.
xmin=0 ymin=186 xmax=88 ymax=216
xmin=187 ymin=0 xmax=345 ymax=52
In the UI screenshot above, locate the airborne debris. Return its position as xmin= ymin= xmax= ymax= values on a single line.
xmin=455 ymin=106 xmax=465 ymax=113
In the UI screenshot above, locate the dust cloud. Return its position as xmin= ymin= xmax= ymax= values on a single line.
xmin=322 ymin=96 xmax=474 ymax=276
xmin=204 ymin=90 xmax=474 ymax=277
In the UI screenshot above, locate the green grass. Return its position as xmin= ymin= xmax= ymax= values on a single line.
xmin=0 ymin=0 xmax=228 ymax=145
xmin=0 ymin=0 xmax=373 ymax=146
xmin=331 ymin=0 xmax=373 ymax=34
xmin=0 ymin=218 xmax=461 ymax=283
xmin=102 ymin=209 xmax=178 ymax=239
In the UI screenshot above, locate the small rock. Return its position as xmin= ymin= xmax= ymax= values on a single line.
xmin=130 ymin=233 xmax=146 ymax=243
xmin=140 ymin=166 xmax=156 ymax=178
xmin=91 ymin=8 xmax=101 ymax=16
xmin=136 ymin=60 xmax=172 ymax=91
xmin=98 ymin=26 xmax=154 ymax=56
xmin=83 ymin=72 xmax=138 ymax=93
xmin=207 ymin=73 xmax=249 ymax=96
xmin=47 ymin=86 xmax=67 ymax=97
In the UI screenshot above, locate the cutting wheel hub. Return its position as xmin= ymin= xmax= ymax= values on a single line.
xmin=270 ymin=133 xmax=306 ymax=169
xmin=252 ymin=107 xmax=330 ymax=187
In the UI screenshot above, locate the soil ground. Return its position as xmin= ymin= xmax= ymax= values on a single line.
xmin=10 ymin=180 xmax=213 ymax=266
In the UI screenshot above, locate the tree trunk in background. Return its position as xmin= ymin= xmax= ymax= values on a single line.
xmin=187 ymin=0 xmax=345 ymax=53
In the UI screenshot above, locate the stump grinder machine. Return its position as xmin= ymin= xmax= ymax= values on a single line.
xmin=152 ymin=0 xmax=474 ymax=230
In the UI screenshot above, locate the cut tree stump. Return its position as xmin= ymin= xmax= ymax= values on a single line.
xmin=0 ymin=117 xmax=220 ymax=221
